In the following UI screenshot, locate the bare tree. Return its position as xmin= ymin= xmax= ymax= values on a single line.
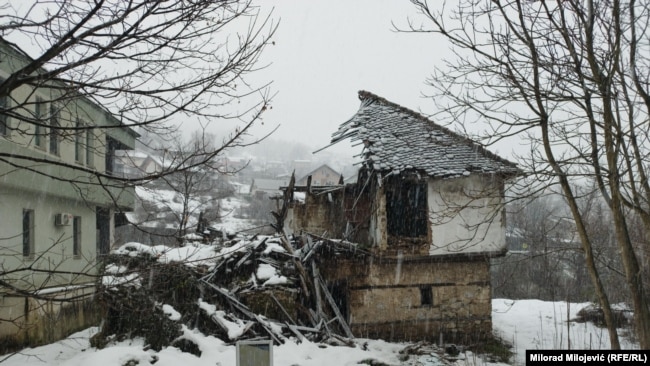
xmin=0 ymin=0 xmax=275 ymax=350
xmin=495 ymin=190 xmax=627 ymax=305
xmin=406 ymin=0 xmax=650 ymax=348
xmin=129 ymin=130 xmax=237 ymax=242
xmin=0 ymin=0 xmax=276 ymax=187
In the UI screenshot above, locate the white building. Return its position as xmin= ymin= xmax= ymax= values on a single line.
xmin=0 ymin=39 xmax=137 ymax=348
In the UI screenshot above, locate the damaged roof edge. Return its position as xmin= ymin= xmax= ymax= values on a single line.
xmin=355 ymin=90 xmax=520 ymax=172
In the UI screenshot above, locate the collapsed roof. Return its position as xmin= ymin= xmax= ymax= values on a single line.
xmin=329 ymin=91 xmax=519 ymax=179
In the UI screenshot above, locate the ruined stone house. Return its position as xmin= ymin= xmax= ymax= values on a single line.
xmin=286 ymin=91 xmax=519 ymax=343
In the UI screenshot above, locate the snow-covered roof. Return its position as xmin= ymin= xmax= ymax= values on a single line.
xmin=296 ymin=164 xmax=341 ymax=185
xmin=252 ymin=178 xmax=289 ymax=192
xmin=330 ymin=91 xmax=519 ymax=179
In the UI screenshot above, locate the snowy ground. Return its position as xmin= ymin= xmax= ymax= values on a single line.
xmin=7 ymin=191 xmax=632 ymax=365
xmin=217 ymin=196 xmax=259 ymax=234
xmin=492 ymin=299 xmax=636 ymax=365
xmin=1 ymin=299 xmax=637 ymax=366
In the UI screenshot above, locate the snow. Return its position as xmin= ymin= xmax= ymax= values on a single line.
xmin=197 ymin=300 xmax=250 ymax=340
xmin=492 ymin=299 xmax=637 ymax=365
xmin=109 ymin=241 xmax=241 ymax=271
xmin=216 ymin=196 xmax=256 ymax=234
xmin=33 ymin=284 xmax=95 ymax=296
xmin=294 ymin=191 xmax=306 ymax=203
xmin=184 ymin=233 xmax=204 ymax=241
xmin=262 ymin=241 xmax=286 ymax=255
xmin=101 ymin=273 xmax=140 ymax=289
xmin=111 ymin=242 xmax=165 ymax=257
xmin=104 ymin=264 xmax=127 ymax=274
xmin=256 ymin=263 xmax=276 ymax=280
xmin=256 ymin=263 xmax=288 ymax=286
xmin=162 ymin=304 xmax=182 ymax=321
xmin=157 ymin=243 xmax=219 ymax=268
xmin=1 ymin=299 xmax=639 ymax=366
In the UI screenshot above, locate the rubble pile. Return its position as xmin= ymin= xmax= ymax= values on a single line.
xmin=93 ymin=233 xmax=360 ymax=350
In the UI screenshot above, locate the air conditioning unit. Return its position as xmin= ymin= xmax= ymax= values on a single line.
xmin=55 ymin=213 xmax=73 ymax=226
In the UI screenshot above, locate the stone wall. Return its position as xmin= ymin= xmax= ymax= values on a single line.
xmin=0 ymin=286 xmax=101 ymax=353
xmin=289 ymin=189 xmax=346 ymax=238
xmin=320 ymin=255 xmax=492 ymax=343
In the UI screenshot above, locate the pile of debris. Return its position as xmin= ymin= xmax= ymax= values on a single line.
xmin=93 ymin=231 xmax=363 ymax=351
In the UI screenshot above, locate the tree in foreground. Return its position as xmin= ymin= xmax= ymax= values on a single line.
xmin=0 ymin=0 xmax=275 ymax=348
xmin=0 ymin=0 xmax=276 ymax=183
xmin=407 ymin=0 xmax=650 ymax=348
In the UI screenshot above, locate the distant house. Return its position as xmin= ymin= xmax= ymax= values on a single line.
xmin=115 ymin=150 xmax=164 ymax=178
xmin=250 ymin=178 xmax=289 ymax=198
xmin=291 ymin=159 xmax=312 ymax=178
xmin=287 ymin=91 xmax=519 ymax=343
xmin=296 ymin=164 xmax=342 ymax=186
xmin=0 ymin=39 xmax=137 ymax=347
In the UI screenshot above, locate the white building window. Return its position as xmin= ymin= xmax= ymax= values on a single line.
xmin=49 ymin=106 xmax=59 ymax=155
xmin=34 ymin=97 xmax=46 ymax=149
xmin=75 ymin=119 xmax=85 ymax=164
xmin=86 ymin=127 xmax=94 ymax=167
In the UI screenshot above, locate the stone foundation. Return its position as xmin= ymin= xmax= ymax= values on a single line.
xmin=0 ymin=286 xmax=101 ymax=353
xmin=320 ymin=255 xmax=493 ymax=343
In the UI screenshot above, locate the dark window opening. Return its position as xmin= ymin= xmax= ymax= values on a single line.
xmin=75 ymin=119 xmax=84 ymax=163
xmin=420 ymin=285 xmax=433 ymax=306
xmin=96 ymin=208 xmax=111 ymax=256
xmin=0 ymin=82 xmax=8 ymax=136
xmin=23 ymin=209 xmax=34 ymax=258
xmin=73 ymin=216 xmax=81 ymax=257
xmin=386 ymin=180 xmax=428 ymax=237
xmin=105 ymin=137 xmax=122 ymax=175
xmin=86 ymin=127 xmax=94 ymax=166
xmin=49 ymin=106 xmax=59 ymax=155
xmin=34 ymin=97 xmax=46 ymax=148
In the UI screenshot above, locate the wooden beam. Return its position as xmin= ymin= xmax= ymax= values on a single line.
xmin=318 ymin=276 xmax=354 ymax=338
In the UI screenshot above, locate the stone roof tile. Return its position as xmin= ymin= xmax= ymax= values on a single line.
xmin=330 ymin=91 xmax=519 ymax=178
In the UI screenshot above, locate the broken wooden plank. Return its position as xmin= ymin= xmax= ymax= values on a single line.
xmin=209 ymin=315 xmax=253 ymax=342
xmin=279 ymin=231 xmax=311 ymax=298
xmin=305 ymin=232 xmax=370 ymax=255
xmin=269 ymin=292 xmax=297 ymax=326
xmin=330 ymin=333 xmax=356 ymax=347
xmin=311 ymin=262 xmax=323 ymax=319
xmin=308 ymin=309 xmax=320 ymax=327
xmin=253 ymin=314 xmax=283 ymax=345
xmin=286 ymin=324 xmax=307 ymax=342
xmin=291 ymin=324 xmax=320 ymax=333
xmin=201 ymin=280 xmax=256 ymax=318
xmin=235 ymin=250 xmax=252 ymax=268
xmin=318 ymin=275 xmax=354 ymax=338
xmin=258 ymin=257 xmax=281 ymax=267
xmin=200 ymin=258 xmax=227 ymax=282
xmin=326 ymin=316 xmax=339 ymax=326
xmin=301 ymin=235 xmax=322 ymax=263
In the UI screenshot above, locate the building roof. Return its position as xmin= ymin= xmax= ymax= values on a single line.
xmin=0 ymin=37 xmax=139 ymax=142
xmin=330 ymin=91 xmax=519 ymax=179
xmin=296 ymin=164 xmax=341 ymax=185
xmin=251 ymin=178 xmax=289 ymax=192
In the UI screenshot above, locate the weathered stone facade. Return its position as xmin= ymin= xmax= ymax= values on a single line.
xmin=319 ymin=255 xmax=492 ymax=343
xmin=286 ymin=171 xmax=502 ymax=343
xmin=0 ymin=287 xmax=101 ymax=353
xmin=286 ymin=90 xmax=518 ymax=344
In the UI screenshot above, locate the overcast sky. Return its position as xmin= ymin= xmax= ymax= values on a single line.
xmin=11 ymin=1 xmax=516 ymax=162
xmin=227 ymin=0 xmax=447 ymax=158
